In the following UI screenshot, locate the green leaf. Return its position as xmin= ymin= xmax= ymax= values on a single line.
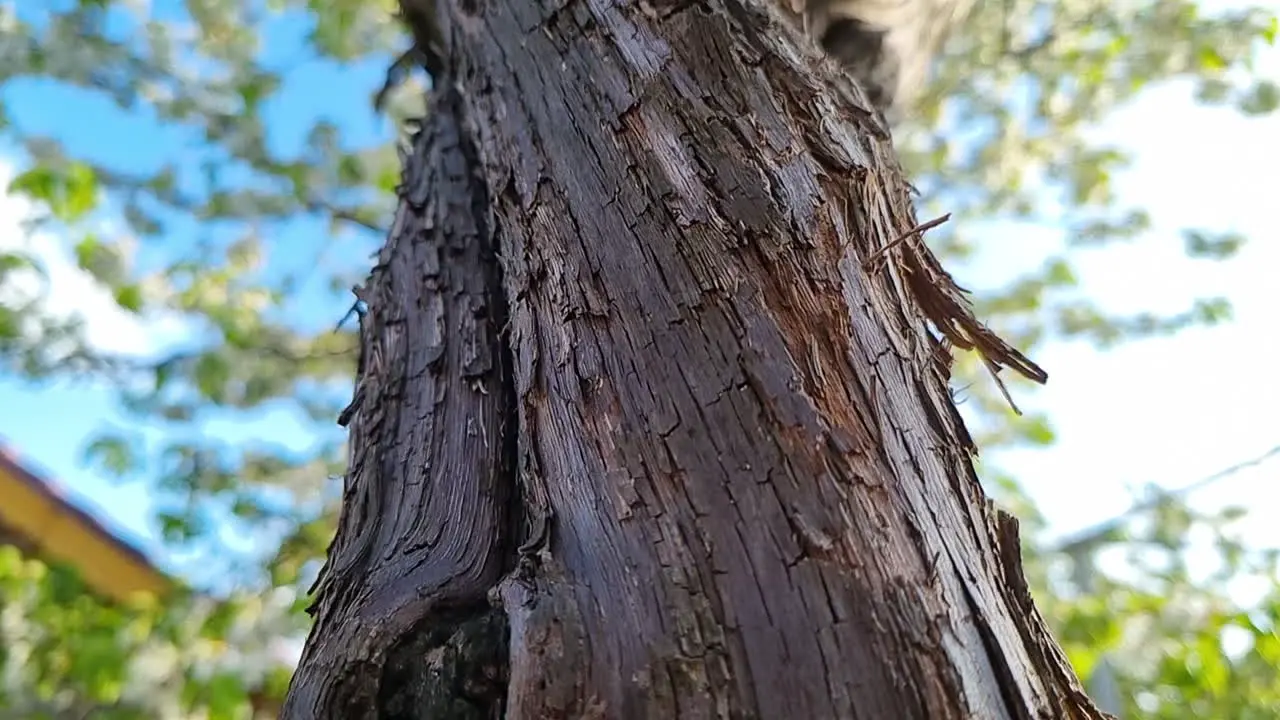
xmin=1183 ymin=229 xmax=1246 ymax=259
xmin=7 ymin=163 xmax=99 ymax=221
xmin=193 ymin=353 xmax=232 ymax=401
xmin=113 ymin=284 xmax=145 ymax=312
xmin=83 ymin=434 xmax=137 ymax=477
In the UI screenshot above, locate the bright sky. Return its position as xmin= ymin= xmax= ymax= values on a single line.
xmin=0 ymin=4 xmax=1277 ymax=589
xmin=988 ymin=75 xmax=1280 ymax=589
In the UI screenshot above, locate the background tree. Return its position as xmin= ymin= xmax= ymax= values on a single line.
xmin=0 ymin=0 xmax=1276 ymax=717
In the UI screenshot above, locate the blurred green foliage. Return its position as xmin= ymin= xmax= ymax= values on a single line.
xmin=0 ymin=546 xmax=297 ymax=719
xmin=0 ymin=0 xmax=1276 ymax=717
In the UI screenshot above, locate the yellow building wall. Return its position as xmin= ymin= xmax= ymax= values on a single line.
xmin=0 ymin=449 xmax=169 ymax=602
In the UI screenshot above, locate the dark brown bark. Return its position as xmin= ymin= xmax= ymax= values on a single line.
xmin=282 ymin=0 xmax=1105 ymax=718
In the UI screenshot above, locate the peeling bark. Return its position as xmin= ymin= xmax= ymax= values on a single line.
xmin=282 ymin=0 xmax=1107 ymax=718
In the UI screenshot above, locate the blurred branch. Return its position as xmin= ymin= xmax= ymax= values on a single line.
xmin=302 ymin=197 xmax=385 ymax=234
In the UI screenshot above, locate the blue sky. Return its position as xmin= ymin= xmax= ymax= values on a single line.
xmin=0 ymin=3 xmax=395 ymax=582
xmin=1 ymin=2 xmax=1278 ymax=594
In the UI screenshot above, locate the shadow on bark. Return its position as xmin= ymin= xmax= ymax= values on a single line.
xmin=282 ymin=0 xmax=1107 ymax=718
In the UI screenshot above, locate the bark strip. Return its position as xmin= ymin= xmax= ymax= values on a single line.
xmin=284 ymin=87 xmax=515 ymax=719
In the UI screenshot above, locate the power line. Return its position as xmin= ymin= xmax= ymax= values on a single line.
xmin=1046 ymin=444 xmax=1280 ymax=720
xmin=1051 ymin=442 xmax=1280 ymax=554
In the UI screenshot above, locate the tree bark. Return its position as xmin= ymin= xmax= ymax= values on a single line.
xmin=282 ymin=0 xmax=1105 ymax=718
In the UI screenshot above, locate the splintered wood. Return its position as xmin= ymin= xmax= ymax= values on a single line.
xmin=862 ymin=210 xmax=1049 ymax=415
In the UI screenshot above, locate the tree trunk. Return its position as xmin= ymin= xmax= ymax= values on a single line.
xmin=282 ymin=0 xmax=1105 ymax=718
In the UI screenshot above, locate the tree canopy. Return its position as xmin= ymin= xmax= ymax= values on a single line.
xmin=0 ymin=0 xmax=1276 ymax=717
